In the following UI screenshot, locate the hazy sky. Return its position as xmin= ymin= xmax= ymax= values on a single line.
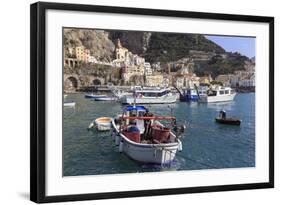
xmin=205 ymin=35 xmax=255 ymax=58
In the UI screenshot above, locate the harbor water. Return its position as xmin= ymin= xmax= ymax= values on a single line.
xmin=63 ymin=93 xmax=255 ymax=176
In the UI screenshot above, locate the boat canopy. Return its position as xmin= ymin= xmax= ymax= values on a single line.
xmin=124 ymin=105 xmax=147 ymax=112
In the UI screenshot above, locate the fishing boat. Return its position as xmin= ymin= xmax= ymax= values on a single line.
xmin=199 ymin=86 xmax=236 ymax=103
xmin=111 ymin=105 xmax=186 ymax=164
xmin=120 ymin=88 xmax=177 ymax=104
xmin=85 ymin=93 xmax=107 ymax=99
xmin=215 ymin=110 xmax=241 ymax=125
xmin=88 ymin=117 xmax=113 ymax=131
xmin=215 ymin=117 xmax=241 ymax=125
xmin=64 ymin=101 xmax=75 ymax=107
xmin=94 ymin=97 xmax=118 ymax=101
xmin=182 ymin=86 xmax=208 ymax=102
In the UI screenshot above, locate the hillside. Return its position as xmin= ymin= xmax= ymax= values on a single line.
xmin=64 ymin=28 xmax=251 ymax=78
xmin=109 ymin=31 xmax=225 ymax=63
xmin=194 ymin=52 xmax=250 ymax=77
xmin=144 ymin=33 xmax=225 ymax=63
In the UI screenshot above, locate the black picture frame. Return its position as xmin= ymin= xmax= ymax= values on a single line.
xmin=30 ymin=1 xmax=274 ymax=203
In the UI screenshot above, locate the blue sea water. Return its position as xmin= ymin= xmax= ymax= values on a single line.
xmin=63 ymin=93 xmax=255 ymax=176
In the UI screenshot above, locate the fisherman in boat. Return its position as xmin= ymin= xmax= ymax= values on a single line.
xmin=219 ymin=110 xmax=226 ymax=119
xmin=143 ymin=108 xmax=153 ymax=140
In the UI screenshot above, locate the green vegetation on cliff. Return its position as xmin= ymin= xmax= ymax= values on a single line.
xmin=144 ymin=33 xmax=225 ymax=63
xmin=194 ymin=52 xmax=249 ymax=77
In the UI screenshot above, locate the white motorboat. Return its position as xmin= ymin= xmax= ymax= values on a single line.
xmin=64 ymin=101 xmax=76 ymax=107
xmin=120 ymin=88 xmax=177 ymax=104
xmin=88 ymin=117 xmax=113 ymax=131
xmin=94 ymin=97 xmax=118 ymax=101
xmin=84 ymin=93 xmax=107 ymax=99
xmin=111 ymin=105 xmax=185 ymax=164
xmin=199 ymin=86 xmax=236 ymax=103
xmin=111 ymin=89 xmax=132 ymax=99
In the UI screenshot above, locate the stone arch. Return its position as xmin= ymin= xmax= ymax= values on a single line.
xmin=64 ymin=76 xmax=78 ymax=91
xmin=92 ymin=78 xmax=102 ymax=85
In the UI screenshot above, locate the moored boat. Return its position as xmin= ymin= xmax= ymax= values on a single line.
xmin=85 ymin=93 xmax=107 ymax=99
xmin=88 ymin=117 xmax=113 ymax=131
xmin=182 ymin=86 xmax=208 ymax=102
xmin=120 ymin=88 xmax=177 ymax=104
xmin=94 ymin=97 xmax=118 ymax=101
xmin=215 ymin=117 xmax=241 ymax=125
xmin=199 ymin=86 xmax=236 ymax=103
xmin=64 ymin=101 xmax=76 ymax=107
xmin=111 ymin=105 xmax=186 ymax=164
xmin=215 ymin=110 xmax=241 ymax=125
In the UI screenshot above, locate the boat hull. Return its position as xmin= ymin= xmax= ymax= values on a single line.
xmin=215 ymin=117 xmax=241 ymax=125
xmin=85 ymin=94 xmax=107 ymax=99
xmin=122 ymin=139 xmax=178 ymax=164
xmin=64 ymin=101 xmax=75 ymax=107
xmin=93 ymin=117 xmax=113 ymax=131
xmin=199 ymin=93 xmax=236 ymax=103
xmin=94 ymin=97 xmax=118 ymax=101
xmin=121 ymin=94 xmax=177 ymax=104
xmin=112 ymin=120 xmax=180 ymax=164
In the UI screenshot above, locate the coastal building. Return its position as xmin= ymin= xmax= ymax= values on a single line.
xmin=152 ymin=62 xmax=161 ymax=72
xmin=228 ymin=60 xmax=255 ymax=87
xmin=185 ymin=75 xmax=200 ymax=88
xmin=115 ymin=39 xmax=129 ymax=61
xmin=88 ymin=56 xmax=97 ymax=63
xmin=121 ymin=64 xmax=145 ymax=82
xmin=238 ymin=73 xmax=255 ymax=87
xmin=75 ymin=46 xmax=90 ymax=62
xmin=163 ymin=77 xmax=170 ymax=87
xmin=114 ymin=39 xmax=147 ymax=83
xmin=215 ymin=74 xmax=233 ymax=86
xmin=134 ymin=55 xmax=145 ymax=66
xmin=199 ymin=75 xmax=213 ymax=85
xmin=144 ymin=62 xmax=152 ymax=75
xmin=145 ymin=74 xmax=164 ymax=87
xmin=175 ymin=77 xmax=185 ymax=88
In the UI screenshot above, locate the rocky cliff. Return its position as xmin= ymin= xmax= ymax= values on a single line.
xmin=64 ymin=28 xmax=115 ymax=62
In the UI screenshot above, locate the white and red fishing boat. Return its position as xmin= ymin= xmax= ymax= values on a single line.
xmin=111 ymin=105 xmax=186 ymax=164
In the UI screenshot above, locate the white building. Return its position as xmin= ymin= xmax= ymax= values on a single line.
xmin=239 ymin=73 xmax=255 ymax=87
xmin=144 ymin=62 xmax=152 ymax=75
xmin=175 ymin=77 xmax=185 ymax=88
xmin=88 ymin=56 xmax=97 ymax=63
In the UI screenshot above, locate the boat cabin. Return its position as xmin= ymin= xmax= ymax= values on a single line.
xmin=207 ymin=87 xmax=235 ymax=96
xmin=135 ymin=89 xmax=171 ymax=98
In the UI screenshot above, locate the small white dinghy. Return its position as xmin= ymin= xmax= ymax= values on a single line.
xmin=88 ymin=117 xmax=113 ymax=131
xmin=64 ymin=101 xmax=75 ymax=107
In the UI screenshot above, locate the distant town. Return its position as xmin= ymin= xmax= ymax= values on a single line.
xmin=64 ymin=30 xmax=255 ymax=93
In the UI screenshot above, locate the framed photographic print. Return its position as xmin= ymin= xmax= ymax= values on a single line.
xmin=30 ymin=1 xmax=274 ymax=203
